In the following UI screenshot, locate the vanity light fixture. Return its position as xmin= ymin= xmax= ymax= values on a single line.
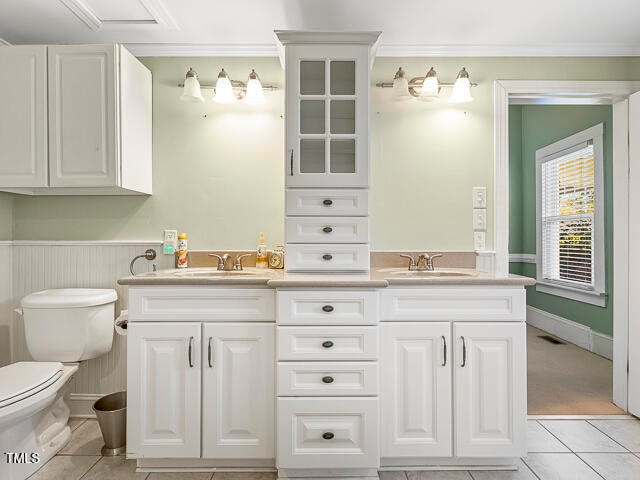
xmin=177 ymin=67 xmax=277 ymax=104
xmin=377 ymin=66 xmax=477 ymax=103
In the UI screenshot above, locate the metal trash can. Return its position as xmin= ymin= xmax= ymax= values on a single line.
xmin=92 ymin=391 xmax=126 ymax=456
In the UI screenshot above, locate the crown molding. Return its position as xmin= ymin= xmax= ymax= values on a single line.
xmin=125 ymin=43 xmax=279 ymax=57
xmin=0 ymin=38 xmax=12 ymax=46
xmin=376 ymin=43 xmax=640 ymax=57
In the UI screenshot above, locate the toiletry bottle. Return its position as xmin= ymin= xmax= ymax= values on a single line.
xmin=177 ymin=233 xmax=188 ymax=268
xmin=256 ymin=232 xmax=268 ymax=268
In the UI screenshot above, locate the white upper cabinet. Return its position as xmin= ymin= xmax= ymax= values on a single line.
xmin=0 ymin=44 xmax=152 ymax=195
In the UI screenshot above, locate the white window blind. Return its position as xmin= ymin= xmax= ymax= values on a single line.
xmin=541 ymin=143 xmax=595 ymax=288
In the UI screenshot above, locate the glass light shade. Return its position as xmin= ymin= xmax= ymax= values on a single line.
xmin=392 ymin=67 xmax=411 ymax=100
xmin=213 ymin=70 xmax=237 ymax=104
xmin=180 ymin=69 xmax=204 ymax=103
xmin=418 ymin=73 xmax=439 ymax=101
xmin=244 ymin=77 xmax=265 ymax=104
xmin=449 ymin=70 xmax=473 ymax=103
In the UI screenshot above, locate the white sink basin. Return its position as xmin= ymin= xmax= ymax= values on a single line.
xmin=173 ymin=268 xmax=265 ymax=278
xmin=378 ymin=268 xmax=477 ymax=277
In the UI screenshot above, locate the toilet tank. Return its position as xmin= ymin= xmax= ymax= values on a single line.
xmin=21 ymin=289 xmax=117 ymax=362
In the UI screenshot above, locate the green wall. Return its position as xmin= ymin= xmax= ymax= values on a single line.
xmin=0 ymin=193 xmax=12 ymax=241
xmin=509 ymin=105 xmax=613 ymax=335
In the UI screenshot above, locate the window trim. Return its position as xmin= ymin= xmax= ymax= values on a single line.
xmin=535 ymin=123 xmax=606 ymax=307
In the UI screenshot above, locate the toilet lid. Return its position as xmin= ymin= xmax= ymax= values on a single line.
xmin=0 ymin=362 xmax=64 ymax=408
xmin=21 ymin=288 xmax=117 ymax=308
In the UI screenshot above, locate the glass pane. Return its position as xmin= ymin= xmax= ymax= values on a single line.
xmin=300 ymin=61 xmax=325 ymax=95
xmin=300 ymin=100 xmax=325 ymax=134
xmin=330 ymin=100 xmax=355 ymax=134
xmin=330 ymin=139 xmax=355 ymax=173
xmin=330 ymin=61 xmax=355 ymax=95
xmin=300 ymin=139 xmax=326 ymax=173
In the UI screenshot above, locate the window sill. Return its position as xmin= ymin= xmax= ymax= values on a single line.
xmin=535 ymin=281 xmax=606 ymax=307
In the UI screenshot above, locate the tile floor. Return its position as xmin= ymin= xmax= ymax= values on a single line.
xmin=28 ymin=417 xmax=640 ymax=479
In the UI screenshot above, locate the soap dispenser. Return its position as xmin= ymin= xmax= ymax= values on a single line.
xmin=256 ymin=232 xmax=268 ymax=268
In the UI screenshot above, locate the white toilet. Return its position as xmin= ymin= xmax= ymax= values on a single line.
xmin=0 ymin=288 xmax=117 ymax=480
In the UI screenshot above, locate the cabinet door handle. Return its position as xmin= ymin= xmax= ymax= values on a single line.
xmin=322 ymin=226 xmax=333 ymax=233
xmin=322 ymin=305 xmax=334 ymax=313
xmin=322 ymin=376 xmax=334 ymax=384
xmin=460 ymin=336 xmax=466 ymax=368
xmin=322 ymin=199 xmax=333 ymax=206
xmin=322 ymin=340 xmax=334 ymax=348
xmin=442 ymin=335 xmax=447 ymax=367
xmin=188 ymin=336 xmax=194 ymax=368
xmin=322 ymin=432 xmax=335 ymax=440
xmin=290 ymin=149 xmax=294 ymax=176
xmin=322 ymin=254 xmax=333 ymax=261
xmin=208 ymin=336 xmax=213 ymax=368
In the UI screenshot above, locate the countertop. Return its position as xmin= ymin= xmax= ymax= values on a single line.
xmin=117 ymin=267 xmax=536 ymax=287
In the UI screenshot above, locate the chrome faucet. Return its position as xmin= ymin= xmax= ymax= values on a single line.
xmin=400 ymin=253 xmax=444 ymax=271
xmin=208 ymin=253 xmax=234 ymax=271
xmin=234 ymin=253 xmax=252 ymax=271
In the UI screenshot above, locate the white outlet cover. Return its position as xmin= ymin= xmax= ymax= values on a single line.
xmin=473 ymin=209 xmax=487 ymax=230
xmin=163 ymin=229 xmax=178 ymax=254
xmin=472 ymin=186 xmax=487 ymax=208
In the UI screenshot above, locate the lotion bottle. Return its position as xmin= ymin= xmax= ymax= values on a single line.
xmin=256 ymin=232 xmax=268 ymax=268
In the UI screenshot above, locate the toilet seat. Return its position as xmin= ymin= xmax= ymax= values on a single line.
xmin=0 ymin=362 xmax=64 ymax=409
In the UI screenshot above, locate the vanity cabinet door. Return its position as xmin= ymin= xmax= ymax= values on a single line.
xmin=202 ymin=323 xmax=275 ymax=459
xmin=381 ymin=322 xmax=452 ymax=458
xmin=126 ymin=322 xmax=201 ymax=458
xmin=453 ymin=322 xmax=527 ymax=457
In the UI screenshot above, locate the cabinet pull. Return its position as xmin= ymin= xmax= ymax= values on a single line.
xmin=322 ymin=305 xmax=334 ymax=313
xmin=322 ymin=340 xmax=334 ymax=348
xmin=188 ymin=336 xmax=194 ymax=368
xmin=322 ymin=376 xmax=334 ymax=384
xmin=442 ymin=335 xmax=447 ymax=367
xmin=322 ymin=254 xmax=333 ymax=261
xmin=290 ymin=149 xmax=294 ymax=176
xmin=208 ymin=336 xmax=213 ymax=368
xmin=322 ymin=432 xmax=335 ymax=440
xmin=322 ymin=226 xmax=333 ymax=233
xmin=322 ymin=199 xmax=333 ymax=206
xmin=460 ymin=336 xmax=466 ymax=368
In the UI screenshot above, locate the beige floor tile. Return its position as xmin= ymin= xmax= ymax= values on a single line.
xmin=27 ymin=455 xmax=100 ymax=480
xmin=212 ymin=473 xmax=276 ymax=480
xmin=379 ymin=473 xmax=408 ymax=480
xmin=469 ymin=459 xmax=538 ymax=480
xmin=148 ymin=473 xmax=213 ymax=480
xmin=588 ymin=420 xmax=640 ymax=452
xmin=68 ymin=418 xmax=86 ymax=432
xmin=538 ymin=420 xmax=626 ymax=452
xmin=578 ymin=453 xmax=640 ymax=480
xmin=59 ymin=419 xmax=105 ymax=455
xmin=526 ymin=420 xmax=570 ymax=453
xmin=81 ymin=456 xmax=148 ymax=480
xmin=523 ymin=453 xmax=602 ymax=480
xmin=406 ymin=472 xmax=473 ymax=480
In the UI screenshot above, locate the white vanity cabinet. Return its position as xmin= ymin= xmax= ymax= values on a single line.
xmin=126 ymin=287 xmax=275 ymax=465
xmin=380 ymin=287 xmax=527 ymax=465
xmin=0 ymin=44 xmax=151 ymax=195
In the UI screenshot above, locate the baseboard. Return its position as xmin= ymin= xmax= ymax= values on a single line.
xmin=527 ymin=306 xmax=613 ymax=360
xmin=69 ymin=393 xmax=101 ymax=418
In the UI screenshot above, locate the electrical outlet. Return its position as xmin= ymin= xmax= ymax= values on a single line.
xmin=472 ymin=186 xmax=487 ymax=208
xmin=163 ymin=229 xmax=178 ymax=255
xmin=473 ymin=209 xmax=487 ymax=230
xmin=474 ymin=231 xmax=486 ymax=251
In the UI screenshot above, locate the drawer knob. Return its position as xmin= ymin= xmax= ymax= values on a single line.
xmin=322 ymin=226 xmax=333 ymax=233
xmin=322 ymin=340 xmax=334 ymax=348
xmin=322 ymin=376 xmax=334 ymax=384
xmin=322 ymin=432 xmax=335 ymax=440
xmin=322 ymin=254 xmax=333 ymax=261
xmin=322 ymin=305 xmax=334 ymax=313
xmin=322 ymin=199 xmax=333 ymax=206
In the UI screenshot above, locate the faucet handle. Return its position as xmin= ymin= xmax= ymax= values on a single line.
xmin=428 ymin=254 xmax=443 ymax=269
xmin=208 ymin=253 xmax=224 ymax=270
xmin=234 ymin=253 xmax=252 ymax=271
xmin=399 ymin=254 xmax=417 ymax=271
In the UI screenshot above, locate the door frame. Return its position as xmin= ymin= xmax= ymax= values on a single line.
xmin=493 ymin=80 xmax=640 ymax=411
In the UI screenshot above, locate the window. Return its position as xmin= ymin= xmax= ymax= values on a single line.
xmin=535 ymin=124 xmax=606 ymax=306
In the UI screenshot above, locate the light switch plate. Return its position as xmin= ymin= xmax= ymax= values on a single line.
xmin=472 ymin=186 xmax=487 ymax=208
xmin=474 ymin=231 xmax=486 ymax=250
xmin=473 ymin=209 xmax=487 ymax=231
xmin=163 ymin=229 xmax=178 ymax=255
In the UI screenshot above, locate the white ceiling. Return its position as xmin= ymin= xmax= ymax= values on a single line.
xmin=1 ymin=0 xmax=639 ymax=56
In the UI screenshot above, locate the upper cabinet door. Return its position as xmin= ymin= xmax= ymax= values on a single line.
xmin=48 ymin=45 xmax=118 ymax=188
xmin=454 ymin=322 xmax=527 ymax=458
xmin=0 ymin=46 xmax=48 ymax=187
xmin=285 ymin=44 xmax=369 ymax=188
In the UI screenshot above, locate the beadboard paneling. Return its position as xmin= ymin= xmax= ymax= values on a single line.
xmin=11 ymin=242 xmax=166 ymax=395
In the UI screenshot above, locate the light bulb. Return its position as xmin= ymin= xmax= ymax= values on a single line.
xmin=244 ymin=69 xmax=265 ymax=104
xmin=391 ymin=67 xmax=411 ymax=100
xmin=180 ymin=68 xmax=204 ymax=103
xmin=449 ymin=67 xmax=473 ymax=103
xmin=213 ymin=69 xmax=237 ymax=104
xmin=418 ymin=67 xmax=439 ymax=101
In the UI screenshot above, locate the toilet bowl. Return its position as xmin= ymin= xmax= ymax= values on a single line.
xmin=0 ymin=288 xmax=117 ymax=480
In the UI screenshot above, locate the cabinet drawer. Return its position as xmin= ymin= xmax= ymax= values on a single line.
xmin=277 ymin=326 xmax=378 ymax=361
xmin=277 ymin=290 xmax=378 ymax=325
xmin=128 ymin=287 xmax=275 ymax=321
xmin=277 ymin=397 xmax=379 ymax=469
xmin=278 ymin=362 xmax=378 ymax=396
xmin=286 ymin=217 xmax=369 ymax=244
xmin=286 ymin=189 xmax=368 ymax=216
xmin=381 ymin=287 xmax=526 ymax=322
xmin=285 ymin=244 xmax=370 ymax=272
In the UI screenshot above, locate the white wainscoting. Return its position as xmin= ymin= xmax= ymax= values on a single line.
xmin=0 ymin=242 xmax=13 ymax=367
xmin=9 ymin=241 xmax=166 ymax=414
